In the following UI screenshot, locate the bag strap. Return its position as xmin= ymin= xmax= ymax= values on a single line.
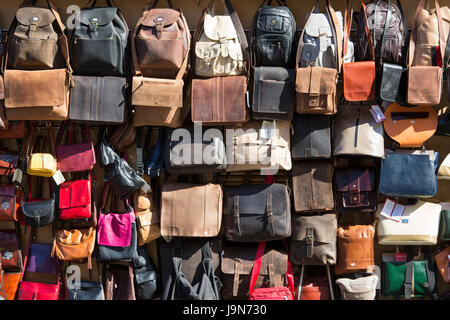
xmin=131 ymin=6 xmax=190 ymax=80
xmin=360 ymin=2 xmax=375 ymax=61
xmin=408 ymin=0 xmax=445 ymax=67
xmin=85 ymin=0 xmax=118 ymax=7
xmin=147 ymin=0 xmax=176 ymax=8
xmin=422 ymin=246 xmax=438 ymax=300
xmin=343 ymin=0 xmax=353 ymax=59
xmin=403 ymin=247 xmax=414 ymax=300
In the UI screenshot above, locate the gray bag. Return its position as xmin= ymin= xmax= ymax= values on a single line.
xmin=336 ymin=274 xmax=378 ymax=300
xmin=290 ymin=213 xmax=337 ymax=265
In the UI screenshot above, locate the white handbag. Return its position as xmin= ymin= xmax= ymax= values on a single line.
xmin=376 ymin=200 xmax=441 ymax=245
xmin=437 ymin=153 xmax=450 ymax=179
xmin=335 ymin=274 xmax=378 ymax=300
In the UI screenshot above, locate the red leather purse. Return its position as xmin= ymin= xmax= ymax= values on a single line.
xmin=58 ymin=178 xmax=92 ymax=220
xmin=248 ymin=242 xmax=295 ymax=300
xmin=55 ymin=121 xmax=96 ymax=173
xmin=17 ymin=230 xmax=61 ymax=300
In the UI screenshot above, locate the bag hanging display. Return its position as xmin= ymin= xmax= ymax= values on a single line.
xmin=58 ymin=179 xmax=92 ymax=221
xmin=51 ymin=227 xmax=96 ymax=264
xmin=26 ymin=127 xmax=57 ymax=178
xmin=378 ymin=149 xmax=439 ymax=198
xmin=248 ymin=242 xmax=295 ymax=300
xmin=376 ymin=200 xmax=441 ymax=245
xmin=342 ymin=2 xmax=376 ymax=102
xmin=223 ymin=183 xmax=291 ymax=242
xmin=295 ymin=0 xmax=342 ymax=114
xmin=3 ymin=0 xmax=72 ymax=121
xmin=383 ymin=103 xmax=438 ymax=148
xmin=68 ymin=0 xmax=129 ymax=77
xmin=335 ymin=274 xmax=378 ymax=300
xmin=0 ymin=230 xmax=23 ymax=272
xmin=160 ymin=182 xmax=223 ymax=238
xmin=407 ymin=0 xmax=448 ymax=106
xmin=382 ymin=249 xmax=438 ymax=300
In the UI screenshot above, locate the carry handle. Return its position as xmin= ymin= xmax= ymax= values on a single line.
xmin=408 ymin=0 xmax=445 ymax=67
xmin=147 ymin=0 xmax=176 ymax=9
xmin=85 ymin=0 xmax=118 ymax=7
xmin=343 ymin=0 xmax=353 ymax=58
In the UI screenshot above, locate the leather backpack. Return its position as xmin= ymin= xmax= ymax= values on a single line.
xmin=68 ymin=0 xmax=129 ymax=76
xmin=250 ymin=0 xmax=296 ymax=68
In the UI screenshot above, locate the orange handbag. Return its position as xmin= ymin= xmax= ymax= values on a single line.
xmin=383 ymin=103 xmax=438 ymax=148
xmin=435 ymin=246 xmax=450 ymax=284
xmin=342 ymin=2 xmax=375 ymax=102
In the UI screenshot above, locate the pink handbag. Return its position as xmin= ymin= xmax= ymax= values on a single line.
xmin=55 ymin=121 xmax=96 ymax=173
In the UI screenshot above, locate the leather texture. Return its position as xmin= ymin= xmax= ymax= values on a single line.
xmin=376 ymin=200 xmax=441 ymax=245
xmin=0 ymin=185 xmax=17 ymax=221
xmin=342 ymin=61 xmax=376 ymax=101
xmin=252 ymin=66 xmax=295 ymax=120
xmin=160 ymin=183 xmax=222 ymax=237
xmin=334 ymin=225 xmax=375 ymax=275
xmin=379 ymin=62 xmax=407 ymax=103
xmin=407 ymin=66 xmax=443 ymax=105
xmin=291 ymin=114 xmax=331 ymax=159
xmin=98 ymin=210 xmax=134 ymax=247
xmin=69 ymin=7 xmax=129 ymax=76
xmin=69 ymin=75 xmax=126 ymax=124
xmin=333 ymin=104 xmax=384 ymax=158
xmin=379 ymin=150 xmax=439 ymax=198
xmin=221 ymin=244 xmax=289 ymax=300
xmin=296 ymin=67 xmax=338 ymax=114
xmin=251 ymin=4 xmax=296 ymax=67
xmin=440 ymin=209 xmax=450 ymax=240
xmin=335 ymin=274 xmax=378 ymax=300
xmin=383 ymin=103 xmax=438 ymax=148
xmin=97 ymin=222 xmax=138 ymax=262
xmin=104 ymin=158 xmax=146 ymax=200
xmin=0 ymin=121 xmax=26 ymax=140
xmin=104 ymin=264 xmax=136 ymax=300
xmin=223 ymin=183 xmax=291 ymax=242
xmin=290 ymin=213 xmax=337 ymax=265
xmin=292 ymin=161 xmax=334 ymax=212
xmin=165 ymin=127 xmax=227 ymax=173
xmin=58 ymin=179 xmax=91 ymax=220
xmin=435 ymin=246 xmax=450 ymax=284
xmin=4 ymin=69 xmax=69 ymax=120
xmin=27 ymin=153 xmax=57 ymax=177
xmin=192 ymin=76 xmax=249 ymax=125
xmin=52 ymin=227 xmax=96 ymax=261
xmin=225 ymin=120 xmax=292 ymax=171
xmin=0 ymin=230 xmax=22 ymax=271
xmin=335 ymin=168 xmax=377 ymax=213
xmin=55 ymin=142 xmax=96 ymax=173
xmin=22 ymin=198 xmax=55 ymax=228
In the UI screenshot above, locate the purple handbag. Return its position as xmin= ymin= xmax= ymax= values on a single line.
xmin=27 ymin=243 xmax=57 ymax=274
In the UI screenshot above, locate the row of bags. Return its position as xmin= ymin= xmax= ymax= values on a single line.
xmin=0 ymin=0 xmax=449 ymax=127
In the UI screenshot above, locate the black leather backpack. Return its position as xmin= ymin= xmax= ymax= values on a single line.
xmin=251 ymin=0 xmax=296 ymax=67
xmin=69 ymin=0 xmax=129 ymax=76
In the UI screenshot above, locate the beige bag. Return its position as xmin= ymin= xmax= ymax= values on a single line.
xmin=133 ymin=177 xmax=161 ymax=246
xmin=438 ymin=153 xmax=450 ymax=179
xmin=225 ymin=120 xmax=292 ymax=172
xmin=160 ymin=183 xmax=222 ymax=237
xmin=335 ymin=274 xmax=378 ymax=300
xmin=194 ymin=0 xmax=245 ymax=77
xmin=407 ymin=0 xmax=449 ymax=105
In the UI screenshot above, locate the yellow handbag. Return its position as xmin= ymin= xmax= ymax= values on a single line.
xmin=26 ymin=125 xmax=58 ymax=177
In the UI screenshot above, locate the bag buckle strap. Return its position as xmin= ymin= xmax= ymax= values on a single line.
xmin=306 ymin=228 xmax=314 ymax=258
xmin=89 ymin=19 xmax=98 ymax=32
xmin=233 ymin=195 xmax=241 ymax=236
xmin=349 ymin=179 xmax=362 ymax=205
xmin=266 ymin=193 xmax=275 ymax=237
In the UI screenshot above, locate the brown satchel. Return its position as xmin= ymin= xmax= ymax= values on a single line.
xmin=342 ymin=2 xmax=376 ymax=102
xmin=295 ymin=1 xmax=342 ymax=115
xmin=51 ymin=227 xmax=96 ymax=268
xmin=131 ymin=1 xmax=190 ymax=128
xmin=435 ymin=245 xmax=450 ymax=283
xmin=160 ymin=182 xmax=222 ymax=237
xmin=191 ymin=0 xmax=250 ymax=125
xmin=334 ymin=224 xmax=375 ymax=275
xmin=407 ymin=0 xmax=446 ymax=105
xmin=3 ymin=0 xmax=72 ymax=121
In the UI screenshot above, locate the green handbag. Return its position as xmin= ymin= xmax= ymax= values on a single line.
xmin=382 ymin=248 xmax=437 ymax=300
xmin=440 ymin=210 xmax=450 ymax=240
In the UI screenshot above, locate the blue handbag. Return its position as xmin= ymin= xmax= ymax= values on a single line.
xmin=379 ymin=150 xmax=439 ymax=198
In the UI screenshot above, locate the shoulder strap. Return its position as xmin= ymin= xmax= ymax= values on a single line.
xmin=403 ymin=247 xmax=414 ymax=300
xmin=360 ymin=2 xmax=375 ymax=61
xmin=248 ymin=241 xmax=266 ymax=295
xmin=343 ymin=0 xmax=353 ymax=59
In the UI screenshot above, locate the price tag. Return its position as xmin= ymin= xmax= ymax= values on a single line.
xmin=370 ymin=105 xmax=386 ymax=123
xmin=12 ymin=168 xmax=23 ymax=184
xmin=141 ymin=181 xmax=151 ymax=193
xmin=394 ymin=252 xmax=407 ymax=262
xmin=380 ymin=199 xmax=405 ymax=222
xmin=52 ymin=170 xmax=65 ymax=185
xmin=260 ymin=121 xmax=276 ymax=139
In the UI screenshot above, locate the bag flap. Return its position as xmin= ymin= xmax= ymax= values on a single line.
xmin=22 ymin=199 xmax=54 ymax=218
xmin=292 ymin=214 xmax=336 ymax=243
xmin=16 ymin=7 xmax=56 ymax=27
xmin=221 ymin=246 xmax=287 ymax=275
xmin=142 ymin=9 xmax=181 ymax=27
xmin=57 ymin=227 xmax=94 ymax=245
xmin=0 ymin=185 xmax=16 ymax=196
xmin=203 ymin=13 xmax=238 ymax=40
xmin=136 ymin=211 xmax=159 ymax=228
xmin=0 ymin=231 xmax=19 ymax=246
xmin=29 ymin=153 xmax=57 ymax=171
xmin=336 ymin=168 xmax=374 ymax=192
xmin=336 ymin=275 xmax=378 ymax=293
xmin=224 ymin=184 xmax=287 ymax=216
xmin=304 ymin=13 xmax=334 ymax=38
xmin=59 ymin=180 xmax=91 ymax=209
xmin=78 ymin=7 xmax=119 ymax=26
xmin=295 ymin=67 xmax=337 ymax=95
xmin=195 ymin=38 xmax=243 ymax=61
xmin=256 ymin=7 xmax=292 ymax=34
xmin=135 ymin=270 xmax=156 ymax=285
xmin=337 ymin=225 xmax=375 ymax=238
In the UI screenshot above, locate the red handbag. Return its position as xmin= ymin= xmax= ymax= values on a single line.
xmin=248 ymin=242 xmax=295 ymax=300
xmin=55 ymin=121 xmax=96 ymax=173
xmin=58 ymin=178 xmax=91 ymax=220
xmin=17 ymin=230 xmax=61 ymax=300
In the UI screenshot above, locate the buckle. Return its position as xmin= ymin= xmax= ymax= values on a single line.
xmin=233 ymin=209 xmax=239 ymax=217
xmin=306 ymin=234 xmax=314 ymax=245
xmin=29 ymin=23 xmax=38 ymax=32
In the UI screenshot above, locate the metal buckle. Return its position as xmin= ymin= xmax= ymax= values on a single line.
xmin=29 ymin=23 xmax=38 ymax=32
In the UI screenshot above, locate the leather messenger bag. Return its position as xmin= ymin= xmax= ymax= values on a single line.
xmin=131 ymin=1 xmax=191 ymax=128
xmin=3 ymin=0 xmax=72 ymax=121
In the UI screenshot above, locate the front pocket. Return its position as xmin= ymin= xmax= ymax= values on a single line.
xmin=71 ymin=35 xmax=122 ymax=76
xmin=136 ymin=37 xmax=186 ymax=78
xmin=255 ymin=41 xmax=291 ymax=67
xmin=10 ymin=37 xmax=58 ymax=70
xmin=254 ymin=79 xmax=294 ymax=114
